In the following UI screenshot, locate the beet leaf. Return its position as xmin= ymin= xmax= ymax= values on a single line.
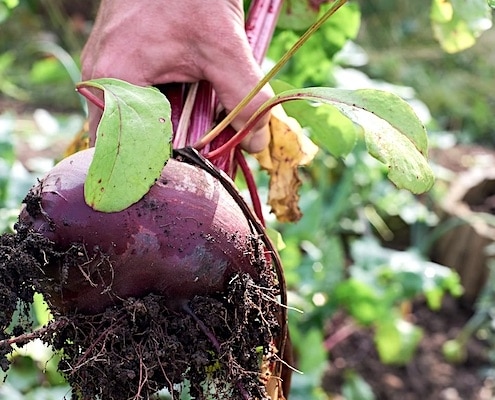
xmin=261 ymin=87 xmax=435 ymax=194
xmin=77 ymin=78 xmax=172 ymax=212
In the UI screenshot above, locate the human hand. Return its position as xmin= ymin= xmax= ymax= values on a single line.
xmin=81 ymin=0 xmax=273 ymax=153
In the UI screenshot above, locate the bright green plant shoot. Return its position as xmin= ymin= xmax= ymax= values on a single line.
xmin=77 ymin=78 xmax=172 ymax=212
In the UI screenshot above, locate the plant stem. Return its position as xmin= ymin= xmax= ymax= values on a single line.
xmin=246 ymin=0 xmax=284 ymax=63
xmin=180 ymin=0 xmax=281 ymax=168
xmin=193 ymin=0 xmax=348 ymax=152
xmin=174 ymin=83 xmax=199 ymax=148
xmin=187 ymin=81 xmax=216 ymax=148
xmin=76 ymin=86 xmax=105 ymax=110
xmin=236 ymin=149 xmax=265 ymax=226
xmin=323 ymin=322 xmax=357 ymax=351
xmin=206 ymin=93 xmax=291 ymax=160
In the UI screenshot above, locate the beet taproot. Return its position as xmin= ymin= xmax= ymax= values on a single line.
xmin=19 ymin=147 xmax=265 ymax=313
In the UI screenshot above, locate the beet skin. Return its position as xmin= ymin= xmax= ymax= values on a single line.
xmin=20 ymin=148 xmax=264 ymax=313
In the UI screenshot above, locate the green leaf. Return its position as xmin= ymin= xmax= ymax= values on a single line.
xmin=442 ymin=339 xmax=467 ymax=364
xmin=0 ymin=0 xmax=18 ymax=23
xmin=265 ymin=226 xmax=286 ymax=251
xmin=268 ymin=3 xmax=360 ymax=87
xmin=30 ymin=58 xmax=68 ymax=84
xmin=349 ymin=237 xmax=463 ymax=310
xmin=271 ymin=80 xmax=357 ymax=157
xmin=374 ymin=318 xmax=423 ymax=365
xmin=277 ymin=0 xmax=319 ymax=31
xmin=334 ymin=279 xmax=385 ymax=325
xmin=1 ymin=0 xmax=19 ymax=9
xmin=79 ymin=78 xmax=172 ymax=212
xmin=430 ymin=0 xmax=454 ymax=23
xmin=272 ymin=87 xmax=434 ymax=193
xmin=295 ymin=327 xmax=327 ymax=373
xmin=32 ymin=293 xmax=53 ymax=326
xmin=342 ymin=371 xmax=376 ymax=400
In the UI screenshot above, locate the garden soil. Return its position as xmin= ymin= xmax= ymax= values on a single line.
xmin=0 ymin=226 xmax=282 ymax=400
xmin=322 ymin=297 xmax=493 ymax=400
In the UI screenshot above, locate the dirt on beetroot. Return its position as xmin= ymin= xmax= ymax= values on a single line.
xmin=0 ymin=223 xmax=283 ymax=400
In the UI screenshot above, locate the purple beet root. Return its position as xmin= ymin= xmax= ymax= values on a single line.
xmin=20 ymin=148 xmax=264 ymax=313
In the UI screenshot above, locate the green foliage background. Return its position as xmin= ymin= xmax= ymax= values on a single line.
xmin=0 ymin=0 xmax=494 ymax=399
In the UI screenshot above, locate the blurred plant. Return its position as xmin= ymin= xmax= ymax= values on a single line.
xmin=430 ymin=0 xmax=493 ymax=54
xmin=336 ymin=236 xmax=462 ymax=365
xmin=0 ymin=0 xmax=491 ymax=398
xmin=264 ymin=4 xmax=468 ymax=392
xmin=0 ymin=0 xmax=18 ymax=24
xmin=443 ymin=250 xmax=495 ymax=366
xmin=0 ymin=113 xmax=33 ymax=232
xmin=0 ymin=0 xmax=85 ymax=110
xmin=341 ymin=370 xmax=376 ymax=400
xmin=33 ymin=40 xmax=86 ymax=113
xmin=0 ymin=294 xmax=68 ymax=400
xmin=270 ymin=142 xmax=462 ymax=398
xmin=358 ymin=0 xmax=495 ymax=143
xmin=0 ymin=52 xmax=29 ymax=101
xmin=269 ymin=2 xmax=361 ymax=87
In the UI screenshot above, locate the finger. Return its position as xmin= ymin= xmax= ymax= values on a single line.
xmin=201 ymin=42 xmax=274 ymax=153
xmin=212 ymin=68 xmax=274 ymax=154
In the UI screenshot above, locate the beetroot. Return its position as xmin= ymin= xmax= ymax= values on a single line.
xmin=19 ymin=147 xmax=265 ymax=313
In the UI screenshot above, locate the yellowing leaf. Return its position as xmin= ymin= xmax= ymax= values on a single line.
xmin=430 ymin=0 xmax=454 ymax=23
xmin=430 ymin=0 xmax=492 ymax=53
xmin=255 ymin=105 xmax=319 ymax=222
xmin=268 ymin=87 xmax=434 ymax=194
xmin=63 ymin=120 xmax=90 ymax=158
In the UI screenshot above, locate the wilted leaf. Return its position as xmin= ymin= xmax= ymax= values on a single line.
xmin=77 ymin=78 xmax=172 ymax=212
xmin=269 ymin=87 xmax=435 ymax=194
xmin=255 ymin=105 xmax=319 ymax=222
xmin=263 ymin=342 xmax=288 ymax=400
xmin=271 ymin=80 xmax=358 ymax=157
xmin=63 ymin=121 xmax=90 ymax=158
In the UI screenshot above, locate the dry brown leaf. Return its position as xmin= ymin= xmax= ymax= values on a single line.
xmin=266 ymin=377 xmax=286 ymax=400
xmin=255 ymin=105 xmax=319 ymax=222
xmin=261 ymin=342 xmax=288 ymax=400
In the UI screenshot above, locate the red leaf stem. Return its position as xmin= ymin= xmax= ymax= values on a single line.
xmin=210 ymin=125 xmax=238 ymax=177
xmin=156 ymin=83 xmax=186 ymax=140
xmin=186 ymin=81 xmax=216 ymax=150
xmin=246 ymin=0 xmax=283 ymax=63
xmin=235 ymin=148 xmax=265 ymax=226
xmin=76 ymin=86 xmax=104 ymax=110
xmin=204 ymin=105 xmax=269 ymax=160
xmin=323 ymin=322 xmax=357 ymax=351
